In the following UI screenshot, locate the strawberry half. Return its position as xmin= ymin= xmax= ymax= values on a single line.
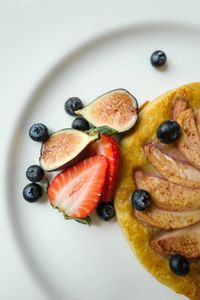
xmin=91 ymin=134 xmax=121 ymax=202
xmin=48 ymin=155 xmax=108 ymax=219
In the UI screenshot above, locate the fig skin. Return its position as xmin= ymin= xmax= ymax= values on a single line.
xmin=39 ymin=128 xmax=99 ymax=172
xmin=75 ymin=89 xmax=138 ymax=133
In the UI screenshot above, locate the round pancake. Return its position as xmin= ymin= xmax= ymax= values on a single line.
xmin=114 ymin=82 xmax=200 ymax=300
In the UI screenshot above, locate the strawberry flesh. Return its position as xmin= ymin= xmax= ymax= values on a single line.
xmin=91 ymin=134 xmax=121 ymax=202
xmin=48 ymin=155 xmax=108 ymax=219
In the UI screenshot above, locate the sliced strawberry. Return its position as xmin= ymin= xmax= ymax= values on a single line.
xmin=91 ymin=134 xmax=121 ymax=202
xmin=48 ymin=155 xmax=108 ymax=219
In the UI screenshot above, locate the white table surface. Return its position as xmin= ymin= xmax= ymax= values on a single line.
xmin=1 ymin=1 xmax=200 ymax=299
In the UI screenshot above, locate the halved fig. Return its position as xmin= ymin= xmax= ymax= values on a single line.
xmin=75 ymin=89 xmax=138 ymax=133
xmin=40 ymin=129 xmax=99 ymax=171
xmin=151 ymin=222 xmax=200 ymax=258
xmin=134 ymin=205 xmax=200 ymax=230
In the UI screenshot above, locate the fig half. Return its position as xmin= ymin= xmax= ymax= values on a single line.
xmin=75 ymin=89 xmax=138 ymax=133
xmin=40 ymin=129 xmax=99 ymax=171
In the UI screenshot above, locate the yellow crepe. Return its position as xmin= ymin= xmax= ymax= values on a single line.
xmin=114 ymin=82 xmax=200 ymax=300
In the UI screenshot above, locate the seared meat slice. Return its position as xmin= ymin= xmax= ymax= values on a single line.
xmin=151 ymin=222 xmax=200 ymax=258
xmin=135 ymin=205 xmax=200 ymax=230
xmin=135 ymin=171 xmax=200 ymax=211
xmin=176 ymin=108 xmax=200 ymax=169
xmin=196 ymin=109 xmax=200 ymax=135
xmin=172 ymin=94 xmax=188 ymax=120
xmin=144 ymin=144 xmax=200 ymax=188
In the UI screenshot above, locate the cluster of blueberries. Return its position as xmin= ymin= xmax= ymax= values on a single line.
xmin=23 ymin=123 xmax=49 ymax=203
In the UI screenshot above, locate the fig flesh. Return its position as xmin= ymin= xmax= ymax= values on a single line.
xmin=40 ymin=129 xmax=99 ymax=171
xmin=75 ymin=89 xmax=138 ymax=133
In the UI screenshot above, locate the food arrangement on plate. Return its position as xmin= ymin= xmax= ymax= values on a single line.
xmin=23 ymin=88 xmax=138 ymax=224
xmin=23 ymin=50 xmax=200 ymax=299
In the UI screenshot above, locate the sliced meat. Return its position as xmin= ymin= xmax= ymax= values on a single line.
xmin=196 ymin=109 xmax=200 ymax=135
xmin=156 ymin=143 xmax=187 ymax=163
xmin=135 ymin=171 xmax=200 ymax=211
xmin=134 ymin=205 xmax=200 ymax=230
xmin=144 ymin=143 xmax=200 ymax=188
xmin=151 ymin=222 xmax=200 ymax=258
xmin=172 ymin=94 xmax=188 ymax=120
xmin=176 ymin=108 xmax=200 ymax=169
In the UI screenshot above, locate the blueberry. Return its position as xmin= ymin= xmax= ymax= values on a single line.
xmin=23 ymin=183 xmax=43 ymax=202
xmin=29 ymin=123 xmax=48 ymax=142
xmin=150 ymin=50 xmax=167 ymax=67
xmin=96 ymin=202 xmax=115 ymax=221
xmin=131 ymin=189 xmax=151 ymax=211
xmin=169 ymin=255 xmax=190 ymax=276
xmin=64 ymin=97 xmax=83 ymax=116
xmin=72 ymin=117 xmax=90 ymax=131
xmin=26 ymin=165 xmax=45 ymax=182
xmin=157 ymin=120 xmax=181 ymax=144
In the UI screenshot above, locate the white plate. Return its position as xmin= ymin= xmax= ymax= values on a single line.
xmin=6 ymin=22 xmax=200 ymax=300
